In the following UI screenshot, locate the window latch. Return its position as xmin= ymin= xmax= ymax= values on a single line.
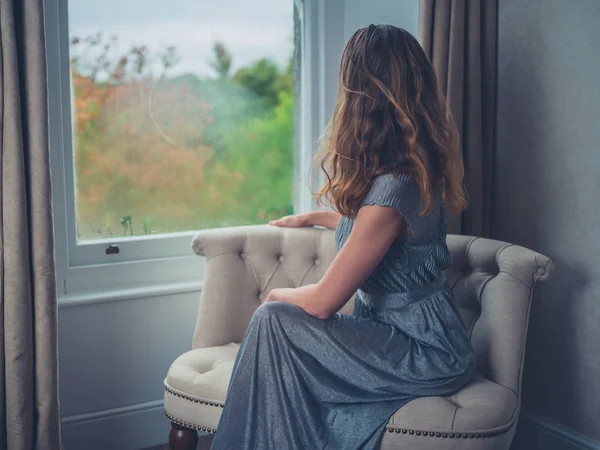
xmin=105 ymin=244 xmax=120 ymax=255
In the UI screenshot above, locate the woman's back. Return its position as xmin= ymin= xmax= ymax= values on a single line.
xmin=335 ymin=172 xmax=472 ymax=355
xmin=336 ymin=173 xmax=451 ymax=293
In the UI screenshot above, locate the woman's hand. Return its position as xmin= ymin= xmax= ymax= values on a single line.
xmin=269 ymin=211 xmax=342 ymax=230
xmin=265 ymin=284 xmax=320 ymax=314
xmin=269 ymin=214 xmax=309 ymax=228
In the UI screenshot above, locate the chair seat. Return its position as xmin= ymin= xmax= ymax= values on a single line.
xmin=166 ymin=343 xmax=239 ymax=403
xmin=164 ymin=344 xmax=519 ymax=447
xmin=164 ymin=344 xmax=238 ymax=433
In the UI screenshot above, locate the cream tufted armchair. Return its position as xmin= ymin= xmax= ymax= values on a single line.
xmin=164 ymin=225 xmax=553 ymax=450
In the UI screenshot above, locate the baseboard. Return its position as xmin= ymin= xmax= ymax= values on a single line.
xmin=61 ymin=399 xmax=170 ymax=450
xmin=61 ymin=402 xmax=600 ymax=450
xmin=512 ymin=410 xmax=600 ymax=450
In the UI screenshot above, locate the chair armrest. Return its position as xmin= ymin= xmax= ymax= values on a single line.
xmin=190 ymin=225 xmax=337 ymax=348
xmin=446 ymin=235 xmax=555 ymax=394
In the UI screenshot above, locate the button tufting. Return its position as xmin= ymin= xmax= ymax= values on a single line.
xmin=239 ymin=252 xmax=246 ymax=260
xmin=278 ymin=255 xmax=285 ymax=262
xmin=314 ymin=258 xmax=321 ymax=266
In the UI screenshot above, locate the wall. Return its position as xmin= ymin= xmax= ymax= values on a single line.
xmin=343 ymin=0 xmax=419 ymax=41
xmin=494 ymin=0 xmax=600 ymax=448
xmin=58 ymin=1 xmax=420 ymax=449
xmin=59 ymin=290 xmax=201 ymax=450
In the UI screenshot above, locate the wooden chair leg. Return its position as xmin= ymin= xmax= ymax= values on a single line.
xmin=169 ymin=422 xmax=198 ymax=450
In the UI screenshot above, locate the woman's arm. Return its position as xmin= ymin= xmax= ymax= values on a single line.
xmin=266 ymin=205 xmax=407 ymax=318
xmin=270 ymin=211 xmax=342 ymax=230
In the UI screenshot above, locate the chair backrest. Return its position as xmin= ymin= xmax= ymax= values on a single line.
xmin=191 ymin=226 xmax=553 ymax=396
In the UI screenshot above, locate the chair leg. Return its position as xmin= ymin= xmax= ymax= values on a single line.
xmin=169 ymin=422 xmax=198 ymax=450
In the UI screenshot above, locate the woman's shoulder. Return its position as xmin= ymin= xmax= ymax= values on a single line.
xmin=366 ymin=172 xmax=443 ymax=243
xmin=367 ymin=172 xmax=419 ymax=200
xmin=371 ymin=172 xmax=415 ymax=189
xmin=361 ymin=172 xmax=421 ymax=213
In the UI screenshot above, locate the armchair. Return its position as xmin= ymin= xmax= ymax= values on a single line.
xmin=164 ymin=225 xmax=553 ymax=450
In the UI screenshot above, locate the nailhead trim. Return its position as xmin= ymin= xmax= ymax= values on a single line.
xmin=165 ymin=411 xmax=217 ymax=434
xmin=164 ymin=385 xmax=224 ymax=408
xmin=386 ymin=425 xmax=511 ymax=439
xmin=166 ymin=385 xmax=511 ymax=440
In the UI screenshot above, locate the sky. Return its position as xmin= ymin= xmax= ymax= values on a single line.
xmin=68 ymin=0 xmax=294 ymax=77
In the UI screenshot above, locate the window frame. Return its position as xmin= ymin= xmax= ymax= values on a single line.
xmin=45 ymin=0 xmax=335 ymax=300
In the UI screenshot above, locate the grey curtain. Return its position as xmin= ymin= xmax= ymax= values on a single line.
xmin=419 ymin=0 xmax=498 ymax=237
xmin=1 ymin=0 xmax=62 ymax=449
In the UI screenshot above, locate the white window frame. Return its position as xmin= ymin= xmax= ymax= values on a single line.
xmin=45 ymin=0 xmax=341 ymax=303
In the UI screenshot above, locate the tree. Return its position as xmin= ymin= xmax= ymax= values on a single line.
xmin=70 ymin=34 xmax=217 ymax=237
xmin=208 ymin=90 xmax=294 ymax=223
xmin=234 ymin=58 xmax=292 ymax=107
xmin=171 ymin=74 xmax=267 ymax=163
xmin=208 ymin=41 xmax=232 ymax=78
xmin=69 ymin=33 xmax=295 ymax=238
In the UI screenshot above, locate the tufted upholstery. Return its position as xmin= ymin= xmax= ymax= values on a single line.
xmin=164 ymin=225 xmax=553 ymax=449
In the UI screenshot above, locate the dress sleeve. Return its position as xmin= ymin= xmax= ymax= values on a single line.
xmin=360 ymin=173 xmax=421 ymax=229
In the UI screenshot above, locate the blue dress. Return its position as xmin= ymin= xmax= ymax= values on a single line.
xmin=210 ymin=173 xmax=475 ymax=450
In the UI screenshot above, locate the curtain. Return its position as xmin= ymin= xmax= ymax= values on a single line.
xmin=1 ymin=0 xmax=62 ymax=448
xmin=419 ymin=0 xmax=498 ymax=237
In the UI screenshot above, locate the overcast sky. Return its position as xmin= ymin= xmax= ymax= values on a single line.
xmin=69 ymin=0 xmax=293 ymax=76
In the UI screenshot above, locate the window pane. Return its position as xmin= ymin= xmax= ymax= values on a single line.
xmin=68 ymin=0 xmax=295 ymax=240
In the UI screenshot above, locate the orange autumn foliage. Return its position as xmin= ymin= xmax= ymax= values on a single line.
xmin=72 ymin=70 xmax=216 ymax=237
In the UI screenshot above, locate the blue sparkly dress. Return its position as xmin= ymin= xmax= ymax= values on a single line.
xmin=210 ymin=173 xmax=475 ymax=450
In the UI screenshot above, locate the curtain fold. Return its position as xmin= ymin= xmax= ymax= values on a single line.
xmin=1 ymin=0 xmax=62 ymax=448
xmin=419 ymin=0 xmax=498 ymax=237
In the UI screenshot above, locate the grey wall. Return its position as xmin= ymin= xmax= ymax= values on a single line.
xmin=59 ymin=291 xmax=201 ymax=450
xmin=494 ymin=0 xmax=600 ymax=446
xmin=343 ymin=0 xmax=419 ymax=40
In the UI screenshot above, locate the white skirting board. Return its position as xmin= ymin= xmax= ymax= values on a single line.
xmin=61 ymin=399 xmax=169 ymax=450
xmin=512 ymin=411 xmax=600 ymax=450
xmin=61 ymin=403 xmax=600 ymax=450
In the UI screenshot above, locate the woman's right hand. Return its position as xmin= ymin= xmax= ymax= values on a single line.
xmin=269 ymin=211 xmax=341 ymax=229
xmin=269 ymin=214 xmax=309 ymax=228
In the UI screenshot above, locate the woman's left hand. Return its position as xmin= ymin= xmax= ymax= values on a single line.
xmin=265 ymin=284 xmax=318 ymax=310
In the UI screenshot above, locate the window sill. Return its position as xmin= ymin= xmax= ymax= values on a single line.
xmin=58 ymin=279 xmax=204 ymax=308
xmin=57 ymin=251 xmax=205 ymax=300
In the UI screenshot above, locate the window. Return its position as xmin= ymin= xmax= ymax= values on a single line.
xmin=46 ymin=0 xmax=324 ymax=298
xmin=68 ymin=1 xmax=296 ymax=241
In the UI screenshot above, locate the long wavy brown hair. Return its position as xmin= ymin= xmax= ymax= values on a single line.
xmin=313 ymin=25 xmax=467 ymax=217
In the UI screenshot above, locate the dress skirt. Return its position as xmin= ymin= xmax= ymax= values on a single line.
xmin=210 ymin=281 xmax=475 ymax=450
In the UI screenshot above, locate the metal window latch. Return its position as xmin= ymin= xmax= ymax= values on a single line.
xmin=105 ymin=244 xmax=120 ymax=255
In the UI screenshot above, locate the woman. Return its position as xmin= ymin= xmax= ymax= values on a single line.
xmin=210 ymin=25 xmax=474 ymax=450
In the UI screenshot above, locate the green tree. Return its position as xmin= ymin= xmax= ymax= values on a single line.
xmin=234 ymin=58 xmax=292 ymax=107
xmin=208 ymin=41 xmax=232 ymax=78
xmin=208 ymin=90 xmax=294 ymax=223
